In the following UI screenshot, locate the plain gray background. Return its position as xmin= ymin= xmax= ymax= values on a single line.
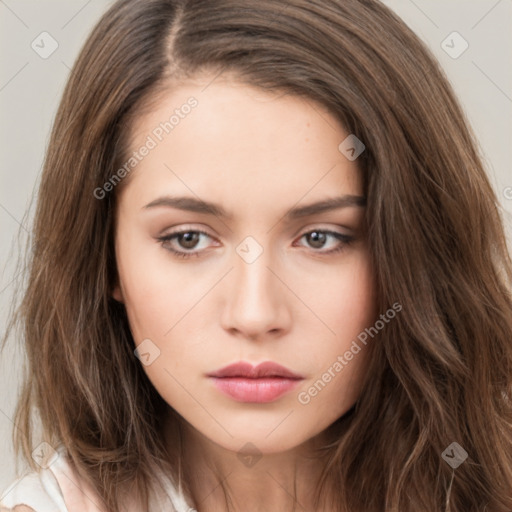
xmin=1 ymin=0 xmax=511 ymax=493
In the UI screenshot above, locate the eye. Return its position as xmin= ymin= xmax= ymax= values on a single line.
xmin=158 ymin=229 xmax=217 ymax=259
xmin=157 ymin=228 xmax=355 ymax=260
xmin=294 ymin=229 xmax=355 ymax=255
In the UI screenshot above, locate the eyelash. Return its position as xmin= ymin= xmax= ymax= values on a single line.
xmin=157 ymin=228 xmax=355 ymax=260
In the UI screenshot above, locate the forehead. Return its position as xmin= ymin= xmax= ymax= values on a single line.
xmin=119 ymin=76 xmax=363 ymax=211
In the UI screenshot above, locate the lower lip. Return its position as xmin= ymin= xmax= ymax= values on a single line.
xmin=210 ymin=377 xmax=302 ymax=403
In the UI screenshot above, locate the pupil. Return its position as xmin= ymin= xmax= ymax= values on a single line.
xmin=180 ymin=232 xmax=198 ymax=249
xmin=309 ymin=231 xmax=326 ymax=248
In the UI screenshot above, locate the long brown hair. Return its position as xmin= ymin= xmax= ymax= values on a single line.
xmin=3 ymin=0 xmax=512 ymax=510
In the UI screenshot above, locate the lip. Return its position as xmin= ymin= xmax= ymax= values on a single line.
xmin=207 ymin=361 xmax=304 ymax=403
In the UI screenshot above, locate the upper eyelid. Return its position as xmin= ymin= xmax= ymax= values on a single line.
xmin=163 ymin=223 xmax=353 ymax=236
xmin=163 ymin=226 xmax=215 ymax=240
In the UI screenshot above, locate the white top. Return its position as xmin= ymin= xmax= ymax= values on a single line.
xmin=0 ymin=446 xmax=193 ymax=512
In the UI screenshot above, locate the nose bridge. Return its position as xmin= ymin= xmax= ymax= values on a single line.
xmin=234 ymin=237 xmax=280 ymax=310
xmin=221 ymin=236 xmax=289 ymax=337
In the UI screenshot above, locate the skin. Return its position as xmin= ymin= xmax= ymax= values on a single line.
xmin=112 ymin=74 xmax=378 ymax=511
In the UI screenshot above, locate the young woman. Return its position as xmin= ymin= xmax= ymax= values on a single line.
xmin=1 ymin=0 xmax=511 ymax=511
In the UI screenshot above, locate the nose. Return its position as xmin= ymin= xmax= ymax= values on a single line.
xmin=220 ymin=246 xmax=292 ymax=341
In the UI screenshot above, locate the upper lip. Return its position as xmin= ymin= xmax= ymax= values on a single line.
xmin=207 ymin=361 xmax=304 ymax=379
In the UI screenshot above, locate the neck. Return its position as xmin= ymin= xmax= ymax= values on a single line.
xmin=164 ymin=414 xmax=338 ymax=512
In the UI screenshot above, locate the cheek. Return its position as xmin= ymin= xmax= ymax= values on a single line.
xmin=116 ymin=240 xmax=197 ymax=342
xmin=300 ymin=253 xmax=376 ymax=405
xmin=120 ymin=277 xmax=204 ymax=410
xmin=317 ymin=251 xmax=377 ymax=341
xmin=116 ymin=250 xmax=206 ymax=381
xmin=122 ymin=277 xmax=175 ymax=344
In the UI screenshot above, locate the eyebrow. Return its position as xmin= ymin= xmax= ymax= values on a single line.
xmin=142 ymin=194 xmax=366 ymax=220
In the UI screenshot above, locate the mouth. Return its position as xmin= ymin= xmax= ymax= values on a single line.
xmin=207 ymin=361 xmax=304 ymax=403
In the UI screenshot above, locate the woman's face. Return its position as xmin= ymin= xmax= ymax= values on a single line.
xmin=112 ymin=75 xmax=377 ymax=455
